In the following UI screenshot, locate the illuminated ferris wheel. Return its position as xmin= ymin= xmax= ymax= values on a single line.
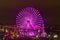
xmin=16 ymin=7 xmax=44 ymax=37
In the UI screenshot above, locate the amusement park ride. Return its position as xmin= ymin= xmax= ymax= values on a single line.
xmin=16 ymin=7 xmax=46 ymax=38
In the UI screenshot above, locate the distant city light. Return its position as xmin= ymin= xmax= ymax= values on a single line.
xmin=53 ymin=35 xmax=58 ymax=38
xmin=36 ymin=35 xmax=38 ymax=38
xmin=48 ymin=34 xmax=51 ymax=37
xmin=5 ymin=29 xmax=8 ymax=33
xmin=17 ymin=35 xmax=19 ymax=38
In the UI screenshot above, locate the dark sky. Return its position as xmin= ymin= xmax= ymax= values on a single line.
xmin=0 ymin=0 xmax=60 ymax=26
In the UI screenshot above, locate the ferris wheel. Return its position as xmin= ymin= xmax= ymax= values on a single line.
xmin=16 ymin=7 xmax=44 ymax=37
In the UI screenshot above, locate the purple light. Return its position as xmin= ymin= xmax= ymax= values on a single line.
xmin=16 ymin=7 xmax=44 ymax=37
xmin=29 ymin=32 xmax=35 ymax=36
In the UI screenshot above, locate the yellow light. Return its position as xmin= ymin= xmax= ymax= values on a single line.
xmin=36 ymin=35 xmax=38 ymax=38
xmin=48 ymin=34 xmax=51 ymax=37
xmin=54 ymin=35 xmax=58 ymax=38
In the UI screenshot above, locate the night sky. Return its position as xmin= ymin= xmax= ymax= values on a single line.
xmin=0 ymin=0 xmax=60 ymax=26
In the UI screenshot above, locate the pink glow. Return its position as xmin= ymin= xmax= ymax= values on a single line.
xmin=16 ymin=7 xmax=44 ymax=37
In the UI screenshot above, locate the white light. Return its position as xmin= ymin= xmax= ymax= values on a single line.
xmin=38 ymin=30 xmax=40 ymax=32
xmin=36 ymin=35 xmax=38 ymax=38
xmin=54 ymin=35 xmax=58 ymax=38
xmin=48 ymin=34 xmax=51 ymax=37
xmin=17 ymin=35 xmax=19 ymax=37
xmin=29 ymin=32 xmax=34 ymax=36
